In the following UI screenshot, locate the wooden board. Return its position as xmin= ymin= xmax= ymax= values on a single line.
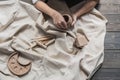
xmin=84 ymin=28 xmax=120 ymax=79
xmin=100 ymin=0 xmax=120 ymax=4
xmin=107 ymin=23 xmax=120 ymax=31
xmin=105 ymin=32 xmax=120 ymax=49
xmin=92 ymin=0 xmax=120 ymax=79
xmin=103 ymin=50 xmax=120 ymax=68
xmin=99 ymin=4 xmax=120 ymax=14
xmin=92 ymin=68 xmax=120 ymax=80
xmin=104 ymin=14 xmax=120 ymax=23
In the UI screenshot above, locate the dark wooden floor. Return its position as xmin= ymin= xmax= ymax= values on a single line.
xmin=92 ymin=0 xmax=120 ymax=80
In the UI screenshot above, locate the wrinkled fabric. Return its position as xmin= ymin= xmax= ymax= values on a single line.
xmin=0 ymin=0 xmax=107 ymax=80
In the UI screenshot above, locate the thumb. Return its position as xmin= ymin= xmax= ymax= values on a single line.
xmin=72 ymin=15 xmax=77 ymax=26
xmin=72 ymin=18 xmax=76 ymax=26
xmin=72 ymin=20 xmax=75 ymax=26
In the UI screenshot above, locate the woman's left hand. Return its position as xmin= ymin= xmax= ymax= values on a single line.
xmin=71 ymin=14 xmax=77 ymax=26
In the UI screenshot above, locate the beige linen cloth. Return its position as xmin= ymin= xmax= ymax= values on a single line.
xmin=0 ymin=0 xmax=107 ymax=80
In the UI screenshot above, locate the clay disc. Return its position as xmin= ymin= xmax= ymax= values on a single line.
xmin=7 ymin=52 xmax=32 ymax=76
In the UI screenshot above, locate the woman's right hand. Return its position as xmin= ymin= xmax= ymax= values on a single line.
xmin=51 ymin=11 xmax=67 ymax=30
xmin=34 ymin=1 xmax=67 ymax=29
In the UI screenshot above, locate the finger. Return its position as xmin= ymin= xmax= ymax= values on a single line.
xmin=72 ymin=15 xmax=77 ymax=26
xmin=54 ymin=21 xmax=60 ymax=29
xmin=72 ymin=20 xmax=75 ymax=26
xmin=57 ymin=22 xmax=64 ymax=29
xmin=72 ymin=18 xmax=76 ymax=26
xmin=58 ymin=21 xmax=66 ymax=29
xmin=61 ymin=21 xmax=67 ymax=29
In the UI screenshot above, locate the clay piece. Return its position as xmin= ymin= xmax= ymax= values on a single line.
xmin=62 ymin=14 xmax=73 ymax=29
xmin=75 ymin=33 xmax=89 ymax=48
xmin=7 ymin=52 xmax=31 ymax=76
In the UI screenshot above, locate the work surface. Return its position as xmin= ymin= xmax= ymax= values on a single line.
xmin=21 ymin=0 xmax=120 ymax=80
xmin=92 ymin=0 xmax=120 ymax=80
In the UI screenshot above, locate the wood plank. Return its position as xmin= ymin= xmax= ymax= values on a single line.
xmin=102 ymin=50 xmax=120 ymax=68
xmin=98 ymin=4 xmax=120 ymax=14
xmin=107 ymin=23 xmax=120 ymax=31
xmin=92 ymin=68 xmax=120 ymax=80
xmin=105 ymin=32 xmax=120 ymax=49
xmin=100 ymin=0 xmax=120 ymax=4
xmin=104 ymin=14 xmax=120 ymax=23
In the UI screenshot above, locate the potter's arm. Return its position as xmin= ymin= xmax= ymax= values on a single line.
xmin=74 ymin=0 xmax=99 ymax=18
xmin=33 ymin=1 xmax=67 ymax=29
xmin=34 ymin=1 xmax=58 ymax=18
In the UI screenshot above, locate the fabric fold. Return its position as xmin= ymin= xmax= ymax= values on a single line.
xmin=0 ymin=0 xmax=107 ymax=80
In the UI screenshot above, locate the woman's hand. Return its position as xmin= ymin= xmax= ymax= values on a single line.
xmin=71 ymin=14 xmax=77 ymax=26
xmin=51 ymin=11 xmax=67 ymax=29
xmin=34 ymin=1 xmax=67 ymax=29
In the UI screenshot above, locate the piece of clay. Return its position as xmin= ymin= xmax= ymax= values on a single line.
xmin=75 ymin=33 xmax=89 ymax=48
xmin=62 ymin=14 xmax=72 ymax=29
xmin=7 ymin=52 xmax=31 ymax=76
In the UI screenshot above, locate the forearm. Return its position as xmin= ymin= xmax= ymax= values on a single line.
xmin=34 ymin=1 xmax=67 ymax=29
xmin=74 ymin=0 xmax=99 ymax=18
xmin=34 ymin=1 xmax=58 ymax=18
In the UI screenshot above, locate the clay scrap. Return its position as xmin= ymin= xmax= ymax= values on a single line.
xmin=7 ymin=52 xmax=31 ymax=76
xmin=75 ymin=33 xmax=89 ymax=48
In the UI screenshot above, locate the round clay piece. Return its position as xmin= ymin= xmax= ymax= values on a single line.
xmin=7 ymin=52 xmax=32 ymax=76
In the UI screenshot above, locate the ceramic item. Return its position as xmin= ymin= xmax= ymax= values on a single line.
xmin=7 ymin=52 xmax=31 ymax=76
xmin=62 ymin=14 xmax=73 ymax=29
xmin=75 ymin=33 xmax=89 ymax=48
